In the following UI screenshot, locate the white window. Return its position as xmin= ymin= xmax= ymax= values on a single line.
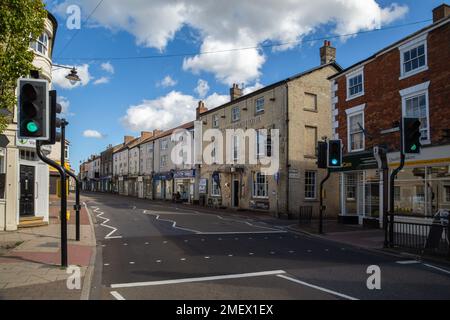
xmin=256 ymin=97 xmax=265 ymax=113
xmin=345 ymin=104 xmax=365 ymax=152
xmin=212 ymin=114 xmax=219 ymax=128
xmin=252 ymin=172 xmax=268 ymax=198
xmin=400 ymin=81 xmax=430 ymax=144
xmin=256 ymin=130 xmax=266 ymax=158
xmin=346 ymin=173 xmax=357 ymax=200
xmin=232 ymin=106 xmax=240 ymax=122
xmin=160 ymin=139 xmax=169 ymax=150
xmin=30 ymin=33 xmax=48 ymax=56
xmin=160 ymin=155 xmax=167 ymax=167
xmin=304 ymin=171 xmax=317 ymax=199
xmin=233 ymin=135 xmax=239 ymax=161
xmin=211 ymin=177 xmax=220 ymax=196
xmin=399 ymin=34 xmax=428 ymax=79
xmin=346 ymin=67 xmax=364 ymax=100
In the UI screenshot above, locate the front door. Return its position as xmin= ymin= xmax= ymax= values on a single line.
xmin=232 ymin=180 xmax=239 ymax=207
xmin=20 ymin=165 xmax=35 ymax=217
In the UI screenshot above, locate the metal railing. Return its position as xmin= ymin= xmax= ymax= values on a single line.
xmin=387 ymin=212 xmax=450 ymax=259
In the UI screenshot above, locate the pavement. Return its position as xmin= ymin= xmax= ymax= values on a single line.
xmin=0 ymin=195 xmax=96 ymax=300
xmin=84 ymin=192 xmax=450 ymax=300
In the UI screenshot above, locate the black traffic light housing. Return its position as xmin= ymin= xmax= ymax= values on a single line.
xmin=327 ymin=139 xmax=342 ymax=168
xmin=316 ymin=141 xmax=328 ymax=169
xmin=47 ymin=90 xmax=62 ymax=145
xmin=17 ymin=78 xmax=49 ymax=140
xmin=403 ymin=117 xmax=421 ymax=154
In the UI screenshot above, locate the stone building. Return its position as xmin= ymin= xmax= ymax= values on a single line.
xmin=196 ymin=41 xmax=341 ymax=217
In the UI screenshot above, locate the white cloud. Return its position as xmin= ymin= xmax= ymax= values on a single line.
xmin=54 ymin=1 xmax=408 ymax=84
xmin=52 ymin=64 xmax=91 ymax=90
xmin=83 ymin=130 xmax=104 ymax=139
xmin=121 ymin=90 xmax=229 ymax=132
xmin=93 ymin=77 xmax=110 ymax=85
xmin=100 ymin=62 xmax=115 ymax=74
xmin=57 ymin=96 xmax=75 ymax=117
xmin=194 ymin=79 xmax=209 ymax=98
xmin=158 ymin=75 xmax=177 ymax=88
xmin=243 ymin=82 xmax=264 ymax=95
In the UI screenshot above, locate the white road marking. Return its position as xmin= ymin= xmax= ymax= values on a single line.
xmin=129 ymin=262 xmax=135 ymax=265
xmin=156 ymin=260 xmax=162 ymax=263
xmin=163 ymin=241 xmax=168 ymax=244
xmin=270 ymin=251 xmax=275 ymax=255
xmin=180 ymin=258 xmax=186 ymax=261
xmin=104 ymin=263 xmax=110 ymax=266
xmin=396 ymin=260 xmax=420 ymax=265
xmin=110 ymin=291 xmax=126 ymax=300
xmin=289 ymin=251 xmax=295 ymax=254
xmin=145 ymin=242 xmax=149 ymax=245
xmin=228 ymin=254 xmax=233 ymax=257
xmin=204 ymin=256 xmax=210 ymax=259
xmin=249 ymin=253 xmax=254 ymax=256
xmin=111 ymin=270 xmax=287 ymax=289
xmin=277 ymin=274 xmax=359 ymax=300
xmin=93 ymin=207 xmax=122 ymax=240
xmin=123 ymin=243 xmax=128 ymax=246
xmin=422 ymin=263 xmax=450 ymax=275
xmin=184 ymin=240 xmax=188 ymax=242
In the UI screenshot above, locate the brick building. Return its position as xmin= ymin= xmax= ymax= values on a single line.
xmin=329 ymin=4 xmax=450 ymax=226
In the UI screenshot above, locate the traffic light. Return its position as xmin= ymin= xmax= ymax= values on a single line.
xmin=327 ymin=139 xmax=342 ymax=168
xmin=403 ymin=117 xmax=421 ymax=154
xmin=48 ymin=90 xmax=62 ymax=145
xmin=316 ymin=141 xmax=327 ymax=169
xmin=17 ymin=78 xmax=49 ymax=140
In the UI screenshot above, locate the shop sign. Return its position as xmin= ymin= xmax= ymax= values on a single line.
xmin=332 ymin=150 xmax=378 ymax=172
xmin=199 ymin=178 xmax=208 ymax=194
xmin=173 ymin=169 xmax=196 ymax=179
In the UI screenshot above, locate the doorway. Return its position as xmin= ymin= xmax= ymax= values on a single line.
xmin=232 ymin=180 xmax=239 ymax=207
xmin=20 ymin=165 xmax=35 ymax=217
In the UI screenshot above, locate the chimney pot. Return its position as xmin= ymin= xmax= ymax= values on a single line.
xmin=230 ymin=83 xmax=243 ymax=101
xmin=196 ymin=100 xmax=209 ymax=119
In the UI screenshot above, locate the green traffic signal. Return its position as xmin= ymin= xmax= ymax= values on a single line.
xmin=26 ymin=121 xmax=39 ymax=133
xmin=411 ymin=144 xmax=417 ymax=151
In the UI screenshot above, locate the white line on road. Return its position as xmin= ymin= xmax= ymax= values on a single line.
xmin=111 ymin=270 xmax=287 ymax=289
xmin=277 ymin=275 xmax=359 ymax=300
xmin=423 ymin=263 xmax=450 ymax=275
xmin=396 ymin=260 xmax=420 ymax=265
xmin=110 ymin=291 xmax=126 ymax=300
xmin=93 ymin=207 xmax=122 ymax=240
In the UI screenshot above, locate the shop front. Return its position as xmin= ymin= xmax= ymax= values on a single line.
xmin=153 ymin=172 xmax=173 ymax=200
xmin=173 ymin=169 xmax=196 ymax=203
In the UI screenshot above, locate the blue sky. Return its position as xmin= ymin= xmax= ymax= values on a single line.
xmin=44 ymin=0 xmax=446 ymax=172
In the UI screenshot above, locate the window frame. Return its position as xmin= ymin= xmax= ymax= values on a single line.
xmin=399 ymin=34 xmax=428 ymax=80
xmin=346 ymin=67 xmax=364 ymax=101
xmin=231 ymin=106 xmax=240 ymax=122
xmin=212 ymin=114 xmax=219 ymax=128
xmin=252 ymin=172 xmax=268 ymax=199
xmin=400 ymin=81 xmax=431 ymax=145
xmin=30 ymin=32 xmax=49 ymax=57
xmin=255 ymin=97 xmax=265 ymax=113
xmin=304 ymin=170 xmax=317 ymax=200
xmin=345 ymin=104 xmax=366 ymax=153
xmin=211 ymin=177 xmax=221 ymax=197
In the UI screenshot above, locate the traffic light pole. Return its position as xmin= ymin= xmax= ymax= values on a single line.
xmin=319 ymin=169 xmax=331 ymax=234
xmin=36 ymin=141 xmax=68 ymax=267
xmin=388 ymin=120 xmax=405 ymax=247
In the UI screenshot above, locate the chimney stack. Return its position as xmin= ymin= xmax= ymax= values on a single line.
xmin=196 ymin=100 xmax=208 ymax=119
xmin=433 ymin=4 xmax=450 ymax=23
xmin=230 ymin=83 xmax=243 ymax=101
xmin=153 ymin=129 xmax=162 ymax=137
xmin=140 ymin=131 xmax=153 ymax=140
xmin=124 ymin=135 xmax=134 ymax=144
xmin=320 ymin=40 xmax=336 ymax=65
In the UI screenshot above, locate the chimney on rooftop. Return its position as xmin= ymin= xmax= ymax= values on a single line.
xmin=320 ymin=40 xmax=336 ymax=65
xmin=124 ymin=136 xmax=134 ymax=144
xmin=230 ymin=83 xmax=243 ymax=101
xmin=153 ymin=129 xmax=162 ymax=137
xmin=433 ymin=4 xmax=450 ymax=23
xmin=140 ymin=131 xmax=153 ymax=139
xmin=196 ymin=100 xmax=208 ymax=119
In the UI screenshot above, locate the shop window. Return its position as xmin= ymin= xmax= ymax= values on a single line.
xmin=346 ymin=173 xmax=357 ymax=200
xmin=304 ymin=171 xmax=317 ymax=199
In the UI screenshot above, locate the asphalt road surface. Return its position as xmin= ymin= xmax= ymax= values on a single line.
xmin=83 ymin=192 xmax=450 ymax=300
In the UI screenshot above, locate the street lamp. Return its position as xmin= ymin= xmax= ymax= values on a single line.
xmin=52 ymin=64 xmax=81 ymax=85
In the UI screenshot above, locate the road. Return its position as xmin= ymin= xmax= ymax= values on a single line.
xmin=83 ymin=192 xmax=450 ymax=300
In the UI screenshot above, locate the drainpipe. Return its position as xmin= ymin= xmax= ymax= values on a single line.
xmin=284 ymin=82 xmax=290 ymax=217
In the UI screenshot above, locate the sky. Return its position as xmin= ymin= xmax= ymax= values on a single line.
xmin=43 ymin=0 xmax=446 ymax=172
